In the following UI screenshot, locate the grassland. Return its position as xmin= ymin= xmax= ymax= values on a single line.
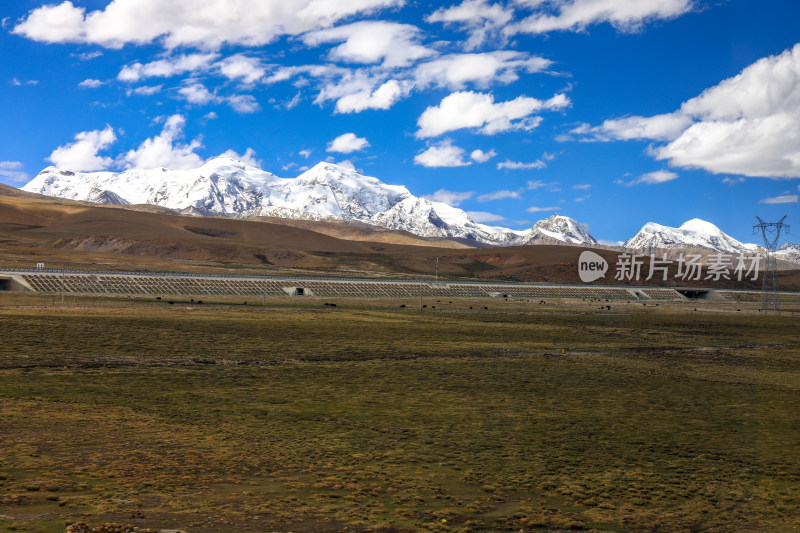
xmin=0 ymin=296 xmax=799 ymax=532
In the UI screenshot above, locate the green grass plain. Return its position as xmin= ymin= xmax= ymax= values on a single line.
xmin=0 ymin=296 xmax=799 ymax=532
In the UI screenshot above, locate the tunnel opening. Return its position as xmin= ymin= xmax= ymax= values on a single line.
xmin=677 ymin=289 xmax=712 ymax=299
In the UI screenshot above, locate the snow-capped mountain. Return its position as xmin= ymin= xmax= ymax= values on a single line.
xmin=776 ymin=243 xmax=800 ymax=263
xmin=523 ymin=214 xmax=597 ymax=245
xmin=624 ymin=219 xmax=757 ymax=254
xmin=23 ymin=157 xmax=596 ymax=247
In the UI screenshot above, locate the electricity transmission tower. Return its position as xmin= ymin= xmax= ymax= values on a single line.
xmin=753 ymin=216 xmax=789 ymax=314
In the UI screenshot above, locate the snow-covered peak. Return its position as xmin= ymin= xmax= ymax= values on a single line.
xmin=679 ymin=218 xmax=724 ymax=235
xmin=25 ymin=158 xmax=598 ymax=246
xmin=626 ymin=218 xmax=752 ymax=254
xmin=524 ymin=214 xmax=597 ymax=245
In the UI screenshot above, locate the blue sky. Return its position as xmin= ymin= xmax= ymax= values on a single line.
xmin=1 ymin=0 xmax=798 ymax=244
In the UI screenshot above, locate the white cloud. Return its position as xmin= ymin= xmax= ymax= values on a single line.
xmin=74 ymin=50 xmax=102 ymax=61
xmin=414 ymin=139 xmax=472 ymax=167
xmin=118 ymin=53 xmax=219 ymax=82
xmin=265 ymin=64 xmax=349 ymax=85
xmin=575 ymin=113 xmax=692 ymax=141
xmin=48 ymin=125 xmax=117 ymax=171
xmin=299 ymin=149 xmax=312 ymax=159
xmin=508 ymin=0 xmax=694 ymax=35
xmin=227 ymin=94 xmax=261 ymax=113
xmin=79 ymin=78 xmax=104 ymax=88
xmin=427 ymin=0 xmax=514 ymax=50
xmin=284 ymin=92 xmax=303 ymax=109
xmin=497 ymin=159 xmax=546 ymax=170
xmin=413 ymin=51 xmax=552 ymax=90
xmin=11 ymin=77 xmax=38 ymax=86
xmin=467 ymin=210 xmax=507 ymax=223
xmin=335 ymin=79 xmax=407 ymax=113
xmin=302 ymin=21 xmax=434 ymax=68
xmin=178 ymin=82 xmax=217 ymax=105
xmin=759 ymin=194 xmax=798 ymax=204
xmin=217 ymin=54 xmax=266 ymax=84
xmin=477 ymin=189 xmax=520 ymax=201
xmin=13 ymin=0 xmax=403 ymax=49
xmin=178 ymin=82 xmax=260 ymax=113
xmin=617 ymin=170 xmax=679 ymax=186
xmin=470 ymin=148 xmax=496 ymax=162
xmin=327 ymin=133 xmax=370 ymax=153
xmin=526 ymin=205 xmax=561 ymax=213
xmin=417 ymin=91 xmax=569 ymax=138
xmin=574 ymin=194 xmax=590 ymax=202
xmin=123 ymin=114 xmax=203 ymax=170
xmin=585 ymin=43 xmax=800 ymax=178
xmin=127 ymin=84 xmax=162 ymax=96
xmin=204 ymin=111 xmax=218 ymax=120
xmin=0 ymin=161 xmax=30 ymax=183
xmin=422 ymin=189 xmax=474 ymax=206
xmin=219 ymin=148 xmax=261 ymax=168
xmin=721 ymin=177 xmax=745 ymax=186
xmin=572 ymin=183 xmax=591 ymax=190
xmin=527 ymin=180 xmax=560 ymax=191
xmin=334 ymin=159 xmax=357 ymax=172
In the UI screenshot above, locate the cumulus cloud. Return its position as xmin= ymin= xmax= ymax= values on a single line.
xmin=327 ymin=133 xmax=369 ymax=153
xmin=413 ymin=51 xmax=552 ymax=90
xmin=759 ymin=194 xmax=798 ymax=204
xmin=335 ymin=79 xmax=407 ymax=113
xmin=178 ymin=82 xmax=217 ymax=105
xmin=422 ymin=189 xmax=474 ymax=206
xmin=299 ymin=149 xmax=312 ymax=158
xmin=583 ymin=43 xmax=800 ymax=178
xmin=227 ymin=94 xmax=261 ymax=113
xmin=414 ymin=139 xmax=472 ymax=167
xmin=617 ymin=170 xmax=679 ymax=186
xmin=416 ymin=91 xmax=569 ymax=138
xmin=219 ymin=148 xmax=261 ymax=167
xmin=302 ymin=21 xmax=434 ymax=67
xmin=497 ymin=159 xmax=546 ymax=170
xmin=470 ymin=148 xmax=496 ymax=162
xmin=13 ymin=0 xmax=403 ymax=49
xmin=123 ymin=114 xmax=203 ymax=170
xmin=48 ymin=125 xmax=117 ymax=171
xmin=508 ymin=0 xmax=694 ymax=35
xmin=78 ymin=78 xmax=104 ymax=88
xmin=477 ymin=189 xmax=520 ymax=201
xmin=427 ymin=0 xmax=514 ymax=50
xmin=0 ymin=161 xmax=30 ymax=183
xmin=217 ymin=55 xmax=266 ymax=84
xmin=118 ymin=53 xmax=219 ymax=82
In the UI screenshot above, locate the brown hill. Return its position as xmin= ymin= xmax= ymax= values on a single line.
xmin=0 ymin=184 xmax=797 ymax=289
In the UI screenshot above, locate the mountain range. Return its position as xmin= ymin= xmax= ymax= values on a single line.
xmin=22 ymin=157 xmax=796 ymax=260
